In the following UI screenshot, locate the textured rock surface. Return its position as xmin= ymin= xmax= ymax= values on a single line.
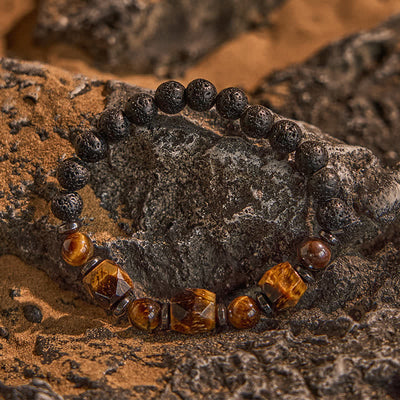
xmin=34 ymin=0 xmax=285 ymax=76
xmin=0 ymin=50 xmax=399 ymax=399
xmin=252 ymin=13 xmax=400 ymax=167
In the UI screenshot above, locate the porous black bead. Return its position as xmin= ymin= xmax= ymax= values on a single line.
xmin=155 ymin=81 xmax=186 ymax=114
xmin=269 ymin=120 xmax=303 ymax=153
xmin=75 ymin=131 xmax=108 ymax=163
xmin=185 ymin=78 xmax=217 ymax=112
xmin=295 ymin=141 xmax=328 ymax=175
xmin=51 ymin=191 xmax=83 ymax=222
xmin=240 ymin=105 xmax=274 ymax=139
xmin=316 ymin=198 xmax=354 ymax=231
xmin=308 ymin=167 xmax=340 ymax=201
xmin=125 ymin=93 xmax=158 ymax=126
xmin=98 ymin=107 xmax=131 ymax=142
xmin=56 ymin=158 xmax=89 ymax=191
xmin=216 ymin=87 xmax=248 ymax=120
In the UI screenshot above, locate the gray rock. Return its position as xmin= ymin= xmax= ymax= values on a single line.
xmin=34 ymin=0 xmax=285 ymax=76
xmin=0 ymin=52 xmax=399 ymax=399
xmin=252 ymin=13 xmax=400 ymax=167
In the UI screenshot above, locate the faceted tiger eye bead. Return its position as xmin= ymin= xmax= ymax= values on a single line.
xmin=227 ymin=296 xmax=260 ymax=329
xmin=128 ymin=298 xmax=161 ymax=331
xmin=258 ymin=262 xmax=307 ymax=310
xmin=82 ymin=260 xmax=134 ymax=309
xmin=298 ymin=238 xmax=331 ymax=270
xmin=62 ymin=232 xmax=94 ymax=267
xmin=170 ymin=288 xmax=216 ymax=334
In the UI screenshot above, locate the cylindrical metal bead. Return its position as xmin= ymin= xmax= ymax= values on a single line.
xmin=160 ymin=302 xmax=170 ymax=330
xmin=113 ymin=290 xmax=136 ymax=317
xmin=319 ymin=230 xmax=339 ymax=245
xmin=216 ymin=303 xmax=228 ymax=327
xmin=256 ymin=292 xmax=274 ymax=317
xmin=80 ymin=257 xmax=102 ymax=278
xmin=295 ymin=266 xmax=315 ymax=284
xmin=58 ymin=221 xmax=81 ymax=236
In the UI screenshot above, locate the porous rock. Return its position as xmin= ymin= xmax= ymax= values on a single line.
xmin=0 ymin=56 xmax=399 ymax=399
xmin=34 ymin=0 xmax=285 ymax=76
xmin=252 ymin=13 xmax=400 ymax=167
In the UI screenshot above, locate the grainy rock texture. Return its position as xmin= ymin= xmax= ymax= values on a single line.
xmin=0 ymin=51 xmax=399 ymax=399
xmin=252 ymin=13 xmax=400 ymax=167
xmin=34 ymin=0 xmax=285 ymax=76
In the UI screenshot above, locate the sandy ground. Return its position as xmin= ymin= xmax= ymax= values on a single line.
xmin=1 ymin=0 xmax=400 ymax=395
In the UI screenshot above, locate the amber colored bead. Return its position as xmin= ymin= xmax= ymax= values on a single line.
xmin=170 ymin=288 xmax=216 ymax=334
xmin=258 ymin=262 xmax=307 ymax=310
xmin=128 ymin=298 xmax=161 ymax=331
xmin=227 ymin=296 xmax=260 ymax=329
xmin=298 ymin=238 xmax=331 ymax=270
xmin=61 ymin=232 xmax=94 ymax=267
xmin=82 ymin=260 xmax=134 ymax=309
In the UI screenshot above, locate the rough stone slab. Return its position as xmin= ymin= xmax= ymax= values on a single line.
xmin=0 ymin=54 xmax=399 ymax=399
xmin=252 ymin=13 xmax=400 ymax=167
xmin=34 ymin=0 xmax=285 ymax=76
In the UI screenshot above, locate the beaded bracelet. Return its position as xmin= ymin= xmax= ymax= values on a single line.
xmin=50 ymin=78 xmax=337 ymax=334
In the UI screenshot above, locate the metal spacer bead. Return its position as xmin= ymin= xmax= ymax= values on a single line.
xmin=216 ymin=303 xmax=228 ymax=327
xmin=160 ymin=302 xmax=170 ymax=330
xmin=295 ymin=266 xmax=315 ymax=284
xmin=256 ymin=292 xmax=274 ymax=317
xmin=80 ymin=257 xmax=102 ymax=278
xmin=113 ymin=290 xmax=136 ymax=317
xmin=319 ymin=230 xmax=339 ymax=246
xmin=58 ymin=221 xmax=81 ymax=236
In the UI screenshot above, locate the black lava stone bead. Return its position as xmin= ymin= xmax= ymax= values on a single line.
xmin=125 ymin=93 xmax=158 ymax=126
xmin=155 ymin=81 xmax=186 ymax=114
xmin=98 ymin=107 xmax=131 ymax=142
xmin=56 ymin=158 xmax=90 ymax=191
xmin=185 ymin=78 xmax=217 ymax=112
xmin=295 ymin=141 xmax=328 ymax=175
xmin=316 ymin=198 xmax=354 ymax=231
xmin=216 ymin=87 xmax=248 ymax=120
xmin=75 ymin=131 xmax=108 ymax=163
xmin=51 ymin=191 xmax=83 ymax=221
xmin=308 ymin=167 xmax=340 ymax=201
xmin=240 ymin=105 xmax=274 ymax=139
xmin=269 ymin=120 xmax=303 ymax=153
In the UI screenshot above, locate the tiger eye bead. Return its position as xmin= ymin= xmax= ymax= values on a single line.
xmin=227 ymin=296 xmax=260 ymax=329
xmin=298 ymin=238 xmax=331 ymax=270
xmin=82 ymin=260 xmax=134 ymax=309
xmin=128 ymin=298 xmax=161 ymax=331
xmin=258 ymin=262 xmax=307 ymax=310
xmin=170 ymin=288 xmax=216 ymax=334
xmin=62 ymin=232 xmax=94 ymax=267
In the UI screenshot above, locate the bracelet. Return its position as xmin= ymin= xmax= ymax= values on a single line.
xmin=50 ymin=78 xmax=339 ymax=334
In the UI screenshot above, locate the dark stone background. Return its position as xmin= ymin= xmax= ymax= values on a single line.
xmin=34 ymin=0 xmax=285 ymax=76
xmin=1 ymin=13 xmax=400 ymax=400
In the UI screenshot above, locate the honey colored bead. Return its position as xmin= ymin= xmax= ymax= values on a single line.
xmin=62 ymin=232 xmax=94 ymax=267
xmin=258 ymin=262 xmax=307 ymax=310
xmin=82 ymin=260 xmax=134 ymax=309
xmin=227 ymin=296 xmax=260 ymax=329
xmin=298 ymin=238 xmax=331 ymax=270
xmin=128 ymin=298 xmax=161 ymax=331
xmin=170 ymin=288 xmax=216 ymax=334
